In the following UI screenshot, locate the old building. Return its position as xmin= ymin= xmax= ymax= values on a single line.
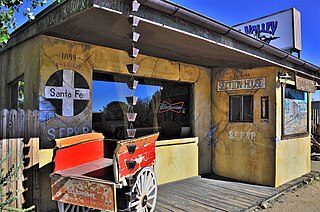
xmin=0 ymin=0 xmax=319 ymax=210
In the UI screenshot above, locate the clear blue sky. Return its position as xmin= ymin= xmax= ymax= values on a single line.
xmin=92 ymin=81 xmax=160 ymax=112
xmin=171 ymin=0 xmax=320 ymax=67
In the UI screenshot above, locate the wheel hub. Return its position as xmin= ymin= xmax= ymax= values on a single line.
xmin=141 ymin=195 xmax=148 ymax=207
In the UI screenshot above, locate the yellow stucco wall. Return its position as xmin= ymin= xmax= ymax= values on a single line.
xmin=212 ymin=67 xmax=277 ymax=186
xmin=212 ymin=67 xmax=312 ymax=187
xmin=275 ymin=136 xmax=311 ymax=186
xmin=38 ymin=36 xmax=208 ymax=210
xmin=274 ymin=75 xmax=311 ymax=187
xmin=155 ymin=138 xmax=198 ymax=185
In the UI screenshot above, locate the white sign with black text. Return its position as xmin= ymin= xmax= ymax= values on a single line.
xmin=44 ymin=69 xmax=90 ymax=116
xmin=218 ymin=77 xmax=266 ymax=92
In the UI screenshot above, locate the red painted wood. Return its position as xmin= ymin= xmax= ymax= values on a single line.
xmin=116 ymin=134 xmax=158 ymax=180
xmin=54 ymin=140 xmax=104 ymax=172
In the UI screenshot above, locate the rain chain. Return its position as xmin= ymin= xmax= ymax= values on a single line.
xmin=124 ymin=1 xmax=141 ymax=210
xmin=126 ymin=0 xmax=141 ymax=139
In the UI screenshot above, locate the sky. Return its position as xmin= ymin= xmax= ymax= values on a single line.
xmin=170 ymin=0 xmax=320 ymax=67
xmin=92 ymin=81 xmax=160 ymax=112
xmin=13 ymin=0 xmax=320 ymax=99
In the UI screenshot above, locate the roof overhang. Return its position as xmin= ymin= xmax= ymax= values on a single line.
xmin=2 ymin=0 xmax=320 ymax=78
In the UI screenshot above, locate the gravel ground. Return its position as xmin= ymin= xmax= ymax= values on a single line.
xmin=261 ymin=179 xmax=320 ymax=212
xmin=258 ymin=161 xmax=320 ymax=212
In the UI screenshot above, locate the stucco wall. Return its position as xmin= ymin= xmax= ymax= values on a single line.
xmin=155 ymin=138 xmax=198 ymax=185
xmin=0 ymin=52 xmax=7 ymax=109
xmin=275 ymin=136 xmax=311 ymax=186
xmin=0 ymin=36 xmax=41 ymax=110
xmin=212 ymin=67 xmax=277 ymax=186
xmin=38 ymin=35 xmax=211 ymax=210
xmin=275 ymin=77 xmax=311 ymax=187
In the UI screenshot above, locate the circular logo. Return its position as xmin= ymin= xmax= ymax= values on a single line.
xmin=44 ymin=70 xmax=90 ymax=116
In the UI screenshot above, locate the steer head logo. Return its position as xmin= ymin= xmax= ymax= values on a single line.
xmin=159 ymin=101 xmax=184 ymax=114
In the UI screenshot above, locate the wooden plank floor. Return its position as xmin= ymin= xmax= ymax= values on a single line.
xmin=156 ymin=176 xmax=277 ymax=212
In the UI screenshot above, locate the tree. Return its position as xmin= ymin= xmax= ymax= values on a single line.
xmin=0 ymin=0 xmax=49 ymax=47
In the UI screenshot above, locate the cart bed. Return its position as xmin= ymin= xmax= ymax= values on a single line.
xmin=57 ymin=158 xmax=113 ymax=177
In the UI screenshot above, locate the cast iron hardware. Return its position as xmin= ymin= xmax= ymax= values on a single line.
xmin=126 ymin=160 xmax=137 ymax=171
xmin=126 ymin=63 xmax=139 ymax=74
xmin=125 ymin=191 xmax=137 ymax=202
xmin=126 ymin=176 xmax=137 ymax=187
xmin=127 ymin=129 xmax=137 ymax=138
xmin=126 ymin=80 xmax=139 ymax=90
xmin=128 ymin=47 xmax=139 ymax=58
xmin=126 ymin=96 xmax=138 ymax=105
xmin=126 ymin=113 xmax=137 ymax=122
xmin=126 ymin=144 xmax=136 ymax=154
xmin=132 ymin=0 xmax=140 ymax=12
xmin=128 ymin=32 xmax=140 ymax=43
xmin=128 ymin=16 xmax=140 ymax=27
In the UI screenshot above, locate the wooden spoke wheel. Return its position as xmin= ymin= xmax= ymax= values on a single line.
xmin=128 ymin=167 xmax=158 ymax=212
xmin=57 ymin=202 xmax=91 ymax=212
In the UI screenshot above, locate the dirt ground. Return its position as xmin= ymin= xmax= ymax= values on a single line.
xmin=259 ymin=161 xmax=320 ymax=212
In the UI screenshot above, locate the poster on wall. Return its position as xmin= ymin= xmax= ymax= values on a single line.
xmin=283 ymin=87 xmax=307 ymax=135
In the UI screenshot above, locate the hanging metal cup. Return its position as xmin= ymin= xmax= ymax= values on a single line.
xmin=127 ymin=128 xmax=137 ymax=138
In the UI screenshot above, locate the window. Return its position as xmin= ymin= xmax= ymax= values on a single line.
xmin=92 ymin=73 xmax=191 ymax=140
xmin=10 ymin=78 xmax=24 ymax=109
xmin=283 ymin=87 xmax=308 ymax=136
xmin=229 ymin=95 xmax=253 ymax=122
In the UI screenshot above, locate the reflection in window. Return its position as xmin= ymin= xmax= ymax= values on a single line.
xmin=92 ymin=73 xmax=191 ymax=140
xmin=284 ymin=87 xmax=308 ymax=135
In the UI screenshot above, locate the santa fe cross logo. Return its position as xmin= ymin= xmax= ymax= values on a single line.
xmin=44 ymin=70 xmax=90 ymax=117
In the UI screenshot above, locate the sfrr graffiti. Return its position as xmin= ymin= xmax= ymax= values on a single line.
xmin=47 ymin=127 xmax=90 ymax=140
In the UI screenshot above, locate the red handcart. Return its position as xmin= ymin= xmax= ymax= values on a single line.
xmin=50 ymin=132 xmax=159 ymax=212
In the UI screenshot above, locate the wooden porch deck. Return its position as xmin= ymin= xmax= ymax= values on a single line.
xmin=156 ymin=176 xmax=277 ymax=212
xmin=157 ymin=171 xmax=320 ymax=211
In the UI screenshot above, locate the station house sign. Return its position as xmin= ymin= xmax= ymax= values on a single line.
xmin=217 ymin=77 xmax=266 ymax=91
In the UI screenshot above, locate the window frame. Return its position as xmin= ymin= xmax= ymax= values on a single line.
xmin=9 ymin=77 xmax=24 ymax=110
xmin=91 ymin=72 xmax=193 ymax=140
xmin=281 ymin=85 xmax=309 ymax=139
xmin=229 ymin=94 xmax=254 ymax=123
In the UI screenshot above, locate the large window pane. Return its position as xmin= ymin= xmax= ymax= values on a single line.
xmin=284 ymin=87 xmax=308 ymax=135
xmin=92 ymin=73 xmax=191 ymax=140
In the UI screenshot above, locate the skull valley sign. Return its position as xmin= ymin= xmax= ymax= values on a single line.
xmin=44 ymin=69 xmax=90 ymax=116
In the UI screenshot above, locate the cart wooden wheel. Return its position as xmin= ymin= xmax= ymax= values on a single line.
xmin=57 ymin=201 xmax=91 ymax=212
xmin=128 ymin=167 xmax=157 ymax=212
